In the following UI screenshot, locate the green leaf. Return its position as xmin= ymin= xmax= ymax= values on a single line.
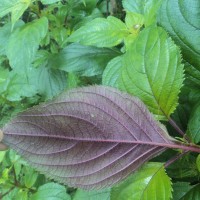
xmin=41 ymin=0 xmax=61 ymax=4
xmin=196 ymin=155 xmax=200 ymax=172
xmin=15 ymin=190 xmax=28 ymax=200
xmin=158 ymin=0 xmax=200 ymax=69
xmin=0 ymin=68 xmax=37 ymax=101
xmin=0 ymin=151 xmax=6 ymax=163
xmin=73 ymin=188 xmax=111 ymax=200
xmin=180 ymin=184 xmax=200 ymax=200
xmin=30 ymin=183 xmax=71 ymax=200
xmin=185 ymin=62 xmax=200 ymax=89
xmin=173 ymin=182 xmax=194 ymax=200
xmin=124 ymin=12 xmax=144 ymax=49
xmin=122 ymin=0 xmax=163 ymax=26
xmin=166 ymin=155 xmax=199 ymax=179
xmin=24 ymin=168 xmax=38 ymax=188
xmin=67 ymin=73 xmax=80 ymax=89
xmin=33 ymin=67 xmax=67 ymax=100
xmin=0 ymin=0 xmax=31 ymax=28
xmin=187 ymin=103 xmax=200 ymax=143
xmin=125 ymin=12 xmax=144 ymax=33
xmin=119 ymin=26 xmax=184 ymax=120
xmin=51 ymin=43 xmax=120 ymax=76
xmin=6 ymin=17 xmax=48 ymax=72
xmin=111 ymin=162 xmax=172 ymax=200
xmin=102 ymin=56 xmax=122 ymax=87
xmin=0 ymin=21 xmax=24 ymax=55
xmin=68 ymin=16 xmax=129 ymax=47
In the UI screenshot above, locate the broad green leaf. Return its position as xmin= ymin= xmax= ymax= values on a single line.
xmin=102 ymin=56 xmax=122 ymax=87
xmin=0 ymin=21 xmax=24 ymax=55
xmin=51 ymin=43 xmax=120 ymax=76
xmin=111 ymin=162 xmax=172 ymax=200
xmin=0 ymin=0 xmax=31 ymax=28
xmin=158 ymin=0 xmax=200 ymax=69
xmin=6 ymin=17 xmax=48 ymax=72
xmin=188 ymin=103 xmax=200 ymax=143
xmin=73 ymin=188 xmax=111 ymax=200
xmin=30 ymin=183 xmax=71 ymax=200
xmin=122 ymin=0 xmax=163 ymax=26
xmin=119 ymin=26 xmax=184 ymax=120
xmin=173 ymin=182 xmax=194 ymax=200
xmin=68 ymin=16 xmax=129 ymax=47
xmin=180 ymin=184 xmax=200 ymax=200
xmin=41 ymin=0 xmax=61 ymax=4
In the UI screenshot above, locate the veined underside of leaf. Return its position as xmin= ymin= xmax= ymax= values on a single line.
xmin=1 ymin=86 xmax=199 ymax=189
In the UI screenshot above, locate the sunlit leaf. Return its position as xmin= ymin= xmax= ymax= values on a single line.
xmin=68 ymin=16 xmax=129 ymax=47
xmin=119 ymin=26 xmax=184 ymax=120
xmin=111 ymin=162 xmax=172 ymax=200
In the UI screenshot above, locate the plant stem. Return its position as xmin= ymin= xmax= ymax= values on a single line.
xmin=168 ymin=117 xmax=191 ymax=142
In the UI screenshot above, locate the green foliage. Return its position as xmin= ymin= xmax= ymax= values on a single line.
xmin=0 ymin=0 xmax=200 ymax=199
xmin=158 ymin=0 xmax=200 ymax=69
xmin=119 ymin=26 xmax=184 ymax=120
xmin=111 ymin=163 xmax=172 ymax=200
xmin=188 ymin=103 xmax=200 ymax=143
xmin=30 ymin=183 xmax=71 ymax=200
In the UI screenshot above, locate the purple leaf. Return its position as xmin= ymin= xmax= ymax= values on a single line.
xmin=1 ymin=86 xmax=197 ymax=189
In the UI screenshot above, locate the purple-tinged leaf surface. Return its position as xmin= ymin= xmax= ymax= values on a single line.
xmin=1 ymin=86 xmax=192 ymax=189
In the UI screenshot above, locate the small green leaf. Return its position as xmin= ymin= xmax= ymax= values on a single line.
xmin=24 ymin=168 xmax=38 ymax=188
xmin=188 ymin=103 xmax=200 ymax=143
xmin=73 ymin=188 xmax=111 ymax=200
xmin=51 ymin=43 xmax=120 ymax=76
xmin=125 ymin=12 xmax=144 ymax=33
xmin=173 ymin=182 xmax=194 ymax=200
xmin=119 ymin=26 xmax=184 ymax=120
xmin=6 ymin=17 xmax=48 ymax=72
xmin=68 ymin=16 xmax=129 ymax=47
xmin=0 ymin=0 xmax=31 ymax=28
xmin=122 ymin=0 xmax=162 ymax=26
xmin=102 ymin=56 xmax=122 ymax=87
xmin=111 ymin=162 xmax=172 ymax=200
xmin=158 ymin=0 xmax=200 ymax=69
xmin=30 ymin=183 xmax=71 ymax=200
